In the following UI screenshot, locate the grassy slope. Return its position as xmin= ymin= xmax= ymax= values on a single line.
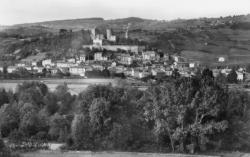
xmin=179 ymin=28 xmax=250 ymax=66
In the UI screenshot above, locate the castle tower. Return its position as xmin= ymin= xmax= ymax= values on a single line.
xmin=125 ymin=23 xmax=130 ymax=39
xmin=125 ymin=30 xmax=128 ymax=39
xmin=106 ymin=29 xmax=111 ymax=40
xmin=91 ymin=28 xmax=96 ymax=39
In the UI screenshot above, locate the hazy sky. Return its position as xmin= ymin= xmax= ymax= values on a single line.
xmin=0 ymin=0 xmax=250 ymax=25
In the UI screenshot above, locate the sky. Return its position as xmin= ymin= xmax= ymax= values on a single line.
xmin=0 ymin=0 xmax=250 ymax=25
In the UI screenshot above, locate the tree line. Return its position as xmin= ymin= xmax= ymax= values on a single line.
xmin=0 ymin=69 xmax=250 ymax=153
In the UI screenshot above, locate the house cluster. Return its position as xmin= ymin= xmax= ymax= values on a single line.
xmin=2 ymin=46 xmax=246 ymax=81
xmin=107 ymin=51 xmax=199 ymax=79
xmin=1 ymin=53 xmax=87 ymax=77
xmin=0 ymin=46 xmax=204 ymax=79
xmin=212 ymin=67 xmax=245 ymax=81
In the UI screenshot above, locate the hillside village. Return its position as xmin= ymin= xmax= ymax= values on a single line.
xmin=0 ymin=27 xmax=246 ymax=83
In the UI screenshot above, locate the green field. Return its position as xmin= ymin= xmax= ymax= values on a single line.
xmin=0 ymin=78 xmax=117 ymax=94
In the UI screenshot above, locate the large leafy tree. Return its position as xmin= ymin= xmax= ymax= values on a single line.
xmin=71 ymin=114 xmax=93 ymax=149
xmin=43 ymin=92 xmax=58 ymax=115
xmin=246 ymin=64 xmax=250 ymax=73
xmin=49 ymin=113 xmax=70 ymax=142
xmin=202 ymin=68 xmax=214 ymax=79
xmin=227 ymin=69 xmax=238 ymax=84
xmin=89 ymin=98 xmax=111 ymax=134
xmin=222 ymin=90 xmax=250 ymax=151
xmin=17 ymin=81 xmax=48 ymax=107
xmin=88 ymin=98 xmax=115 ymax=149
xmin=215 ymin=72 xmax=227 ymax=84
xmin=55 ymin=84 xmax=75 ymax=114
xmin=17 ymin=81 xmax=48 ymax=96
xmin=75 ymin=85 xmax=119 ymax=114
xmin=0 ymin=89 xmax=9 ymax=108
xmin=142 ymin=77 xmax=229 ymax=153
xmin=0 ymin=103 xmax=20 ymax=137
xmin=19 ymin=103 xmax=47 ymax=137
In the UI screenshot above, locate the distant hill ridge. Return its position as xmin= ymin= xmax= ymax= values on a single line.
xmin=16 ymin=17 xmax=104 ymax=25
xmin=12 ymin=17 xmax=151 ymax=31
xmin=7 ymin=14 xmax=250 ymax=31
